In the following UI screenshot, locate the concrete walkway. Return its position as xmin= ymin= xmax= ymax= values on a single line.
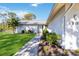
xmin=14 ymin=35 xmax=41 ymax=56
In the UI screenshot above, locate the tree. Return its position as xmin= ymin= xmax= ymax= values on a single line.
xmin=8 ymin=12 xmax=16 ymax=18
xmin=7 ymin=12 xmax=19 ymax=34
xmin=0 ymin=13 xmax=7 ymax=31
xmin=23 ymin=13 xmax=36 ymax=20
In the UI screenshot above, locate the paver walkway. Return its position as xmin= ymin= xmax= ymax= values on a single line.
xmin=15 ymin=35 xmax=41 ymax=56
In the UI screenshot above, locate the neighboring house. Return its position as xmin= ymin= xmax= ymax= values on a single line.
xmin=46 ymin=3 xmax=79 ymax=50
xmin=15 ymin=20 xmax=46 ymax=34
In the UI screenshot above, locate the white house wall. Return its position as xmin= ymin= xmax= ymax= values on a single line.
xmin=48 ymin=7 xmax=65 ymax=35
xmin=64 ymin=4 xmax=79 ymax=50
xmin=48 ymin=4 xmax=79 ymax=50
xmin=15 ymin=25 xmax=27 ymax=33
xmin=15 ymin=25 xmax=44 ymax=33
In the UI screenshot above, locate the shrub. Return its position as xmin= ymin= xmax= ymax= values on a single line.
xmin=46 ymin=32 xmax=61 ymax=45
xmin=0 ymin=29 xmax=3 ymax=32
xmin=42 ymin=28 xmax=61 ymax=46
xmin=28 ymin=30 xmax=34 ymax=33
xmin=42 ymin=28 xmax=49 ymax=40
xmin=21 ymin=29 xmax=35 ymax=34
xmin=21 ymin=30 xmax=25 ymax=34
xmin=74 ymin=49 xmax=79 ymax=54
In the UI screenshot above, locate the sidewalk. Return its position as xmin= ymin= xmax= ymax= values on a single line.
xmin=14 ymin=35 xmax=41 ymax=56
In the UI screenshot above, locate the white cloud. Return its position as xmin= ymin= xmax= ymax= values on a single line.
xmin=31 ymin=3 xmax=39 ymax=7
xmin=0 ymin=6 xmax=9 ymax=10
xmin=14 ymin=10 xmax=28 ymax=18
xmin=0 ymin=5 xmax=29 ymax=20
xmin=0 ymin=6 xmax=10 ymax=14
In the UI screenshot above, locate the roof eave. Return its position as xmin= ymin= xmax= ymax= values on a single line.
xmin=46 ymin=3 xmax=65 ymax=25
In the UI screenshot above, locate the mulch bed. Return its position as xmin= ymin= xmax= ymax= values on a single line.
xmin=37 ymin=40 xmax=79 ymax=56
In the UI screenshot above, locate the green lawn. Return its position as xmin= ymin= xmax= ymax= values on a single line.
xmin=0 ymin=32 xmax=35 ymax=56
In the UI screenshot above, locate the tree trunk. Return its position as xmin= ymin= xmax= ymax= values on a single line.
xmin=13 ymin=29 xmax=15 ymax=34
xmin=13 ymin=27 xmax=16 ymax=34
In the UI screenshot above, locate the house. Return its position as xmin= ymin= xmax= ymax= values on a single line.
xmin=46 ymin=3 xmax=79 ymax=50
xmin=15 ymin=20 xmax=46 ymax=34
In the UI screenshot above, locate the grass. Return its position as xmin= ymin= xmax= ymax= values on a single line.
xmin=0 ymin=32 xmax=35 ymax=56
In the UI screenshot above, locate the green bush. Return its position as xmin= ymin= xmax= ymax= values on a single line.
xmin=42 ymin=28 xmax=61 ymax=45
xmin=28 ymin=30 xmax=34 ymax=33
xmin=74 ymin=49 xmax=79 ymax=54
xmin=46 ymin=32 xmax=61 ymax=45
xmin=21 ymin=30 xmax=34 ymax=34
xmin=21 ymin=30 xmax=26 ymax=34
xmin=42 ymin=28 xmax=49 ymax=40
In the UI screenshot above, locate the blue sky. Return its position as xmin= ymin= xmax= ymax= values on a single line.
xmin=0 ymin=3 xmax=54 ymax=21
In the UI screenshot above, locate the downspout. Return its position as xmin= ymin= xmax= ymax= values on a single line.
xmin=60 ymin=4 xmax=74 ymax=47
xmin=63 ymin=3 xmax=73 ymax=36
xmin=64 ymin=3 xmax=74 ymax=15
xmin=64 ymin=3 xmax=74 ymax=35
xmin=61 ymin=4 xmax=74 ymax=47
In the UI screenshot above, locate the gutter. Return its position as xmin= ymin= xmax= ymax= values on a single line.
xmin=64 ymin=3 xmax=73 ymax=15
xmin=46 ymin=3 xmax=73 ymax=25
xmin=46 ymin=4 xmax=56 ymax=25
xmin=46 ymin=3 xmax=65 ymax=25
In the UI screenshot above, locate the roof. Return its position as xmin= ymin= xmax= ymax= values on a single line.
xmin=46 ymin=3 xmax=65 ymax=25
xmin=46 ymin=3 xmax=73 ymax=25
xmin=19 ymin=20 xmax=46 ymax=25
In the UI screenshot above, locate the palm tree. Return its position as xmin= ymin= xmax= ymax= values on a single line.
xmin=7 ymin=12 xmax=19 ymax=34
xmin=23 ymin=13 xmax=36 ymax=20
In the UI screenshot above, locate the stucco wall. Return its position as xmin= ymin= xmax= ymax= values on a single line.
xmin=48 ymin=4 xmax=79 ymax=50
xmin=63 ymin=4 xmax=79 ymax=50
xmin=15 ymin=25 xmax=28 ymax=33
xmin=15 ymin=25 xmax=44 ymax=33
xmin=48 ymin=6 xmax=65 ymax=35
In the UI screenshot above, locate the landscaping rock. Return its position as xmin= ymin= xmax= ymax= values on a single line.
xmin=43 ymin=41 xmax=49 ymax=46
xmin=38 ymin=40 xmax=78 ymax=56
xmin=57 ymin=48 xmax=64 ymax=55
xmin=38 ymin=50 xmax=44 ymax=56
